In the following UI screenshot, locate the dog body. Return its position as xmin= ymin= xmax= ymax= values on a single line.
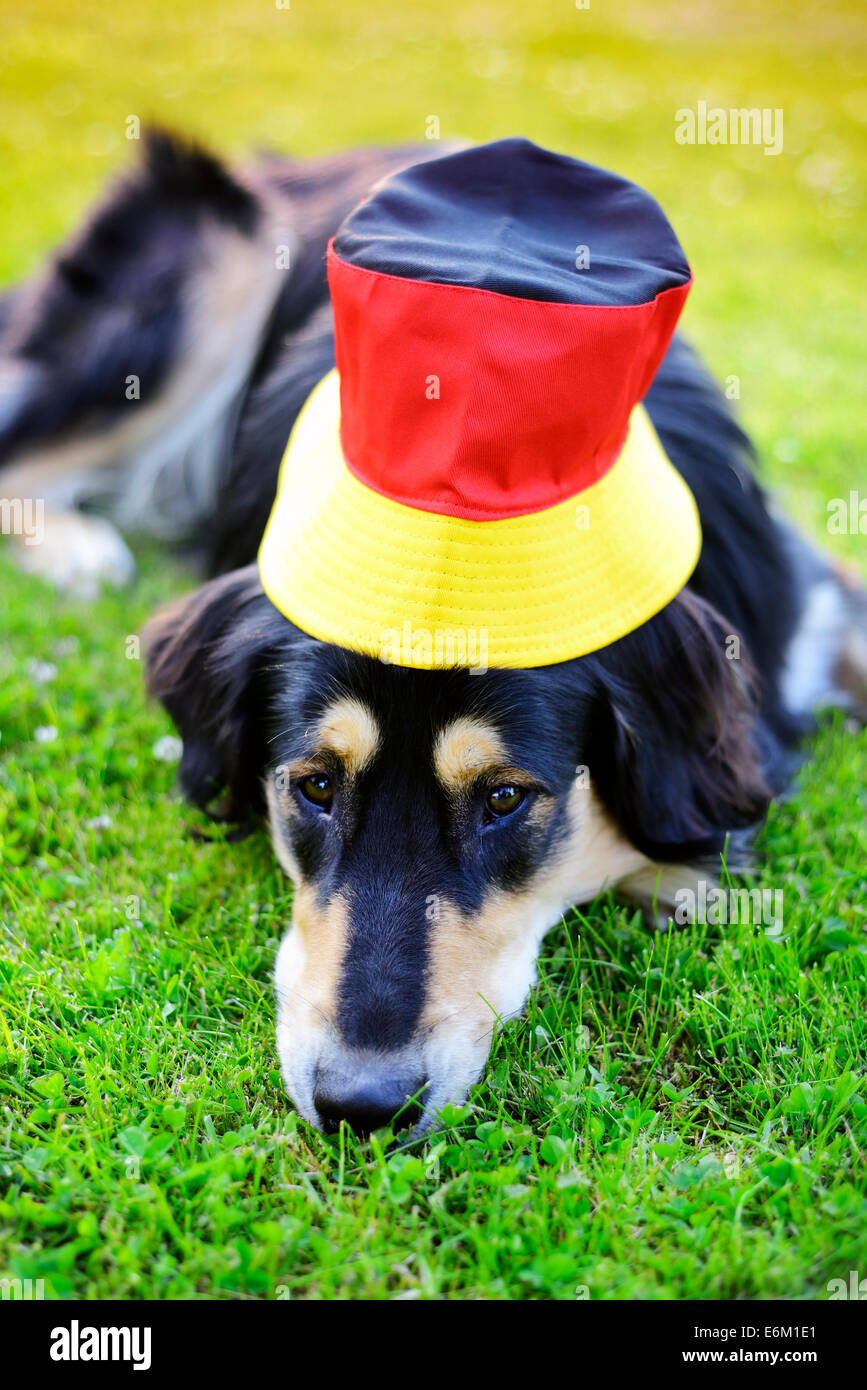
xmin=2 ymin=133 xmax=865 ymax=1134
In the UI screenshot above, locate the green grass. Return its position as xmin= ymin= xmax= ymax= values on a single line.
xmin=1 ymin=0 xmax=866 ymax=1300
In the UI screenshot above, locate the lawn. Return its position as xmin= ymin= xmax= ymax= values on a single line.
xmin=0 ymin=0 xmax=865 ymax=1300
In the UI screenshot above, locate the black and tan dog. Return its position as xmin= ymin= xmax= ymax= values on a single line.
xmin=1 ymin=132 xmax=865 ymax=1135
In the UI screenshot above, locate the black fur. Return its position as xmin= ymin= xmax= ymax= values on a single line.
xmin=146 ymin=579 xmax=774 ymax=887
xmin=0 ymin=129 xmax=261 ymax=457
xmin=204 ymin=303 xmax=336 ymax=575
xmin=144 ymin=567 xmax=275 ymax=822
xmin=644 ymin=337 xmax=805 ymax=752
xmin=200 ymin=143 xmax=450 ymax=574
xmin=0 ymin=127 xmax=805 ymax=874
xmin=583 ymin=591 xmax=772 ymax=860
xmin=135 ymin=140 xmax=810 ymax=873
xmin=6 ymin=129 xmax=864 ymax=1126
xmin=0 ymin=131 xmax=437 ymax=490
xmin=145 ymin=559 xmax=777 ymax=1051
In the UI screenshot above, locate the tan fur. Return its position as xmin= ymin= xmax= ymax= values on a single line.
xmin=273 ymin=882 xmax=353 ymax=1126
xmin=421 ymin=781 xmax=649 ymax=1038
xmin=267 ymin=695 xmax=383 ymax=1106
xmin=1 ymin=218 xmax=288 ymax=498
xmin=264 ymin=776 xmax=302 ymax=881
xmin=281 ymin=882 xmax=349 ymax=1026
xmin=312 ymin=695 xmax=381 ymax=775
xmin=834 ymin=627 xmax=867 ymax=719
xmin=268 ymin=718 xmax=714 ymax=1127
xmin=264 ymin=695 xmax=380 ymax=876
xmin=433 ymin=716 xmax=508 ymax=791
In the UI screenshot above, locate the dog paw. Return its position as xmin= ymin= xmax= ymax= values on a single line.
xmin=11 ymin=508 xmax=136 ymax=598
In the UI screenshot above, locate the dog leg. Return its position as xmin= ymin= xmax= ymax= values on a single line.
xmin=777 ymin=519 xmax=867 ymax=723
xmin=827 ymin=563 xmax=867 ymax=722
xmin=6 ymin=502 xmax=135 ymax=598
xmin=616 ymin=861 xmax=708 ymax=929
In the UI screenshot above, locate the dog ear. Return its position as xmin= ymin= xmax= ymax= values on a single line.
xmin=144 ymin=564 xmax=281 ymax=821
xmin=586 ymin=590 xmax=773 ymax=861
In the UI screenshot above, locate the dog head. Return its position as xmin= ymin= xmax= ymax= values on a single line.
xmin=146 ymin=564 xmax=769 ymax=1135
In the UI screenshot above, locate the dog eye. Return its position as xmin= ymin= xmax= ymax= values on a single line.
xmin=484 ymin=784 xmax=525 ymax=819
xmin=298 ymin=773 xmax=333 ymax=812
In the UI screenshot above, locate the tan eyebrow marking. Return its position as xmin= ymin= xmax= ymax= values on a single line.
xmin=433 ymin=716 xmax=508 ymax=791
xmin=313 ymin=696 xmax=381 ymax=775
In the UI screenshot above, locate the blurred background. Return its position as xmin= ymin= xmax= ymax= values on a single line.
xmin=0 ymin=0 xmax=864 ymax=555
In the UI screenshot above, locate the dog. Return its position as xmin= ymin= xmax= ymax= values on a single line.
xmin=2 ymin=131 xmax=865 ymax=1137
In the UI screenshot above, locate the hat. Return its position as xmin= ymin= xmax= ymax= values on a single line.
xmin=258 ymin=138 xmax=700 ymax=669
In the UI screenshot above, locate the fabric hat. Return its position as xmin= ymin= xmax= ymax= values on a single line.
xmin=259 ymin=138 xmax=701 ymax=669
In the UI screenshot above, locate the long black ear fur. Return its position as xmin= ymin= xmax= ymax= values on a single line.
xmin=144 ymin=564 xmax=282 ymax=821
xmin=586 ymin=590 xmax=776 ymax=862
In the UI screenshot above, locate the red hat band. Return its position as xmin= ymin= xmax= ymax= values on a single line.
xmin=328 ymin=242 xmax=692 ymax=523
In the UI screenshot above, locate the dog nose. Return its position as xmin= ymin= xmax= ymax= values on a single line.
xmin=313 ymin=1076 xmax=426 ymax=1136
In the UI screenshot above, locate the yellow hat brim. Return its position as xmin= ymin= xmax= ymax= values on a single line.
xmin=258 ymin=369 xmax=701 ymax=669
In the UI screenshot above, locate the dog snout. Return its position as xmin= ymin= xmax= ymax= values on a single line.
xmin=313 ymin=1070 xmax=427 ymax=1136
